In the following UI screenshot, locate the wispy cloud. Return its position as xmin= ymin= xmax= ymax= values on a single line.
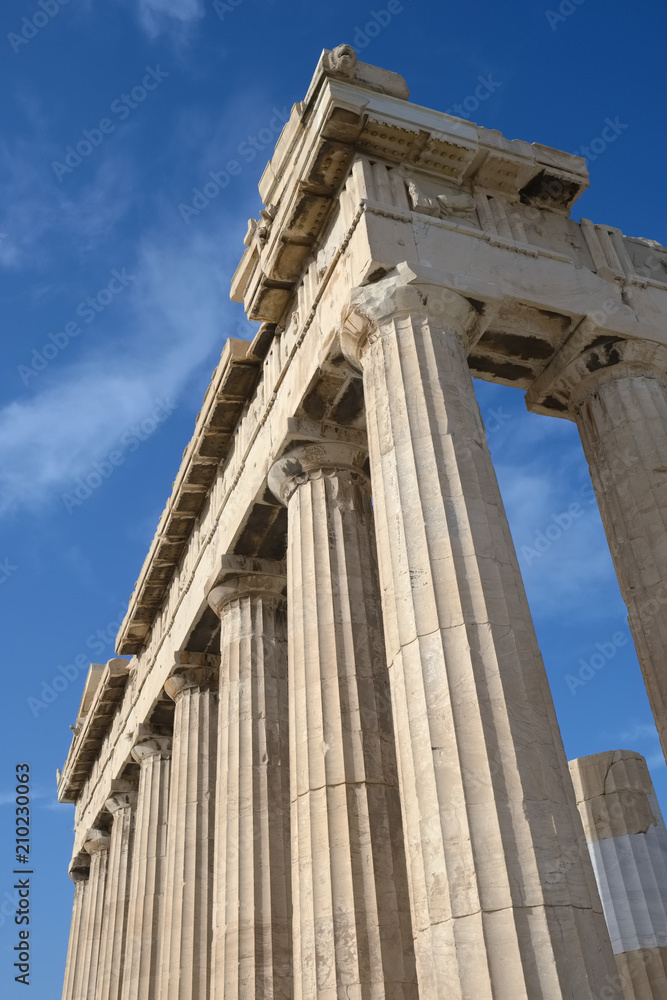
xmin=0 ymin=788 xmax=49 ymax=807
xmin=0 ymin=136 xmax=136 ymax=272
xmin=474 ymin=385 xmax=622 ymax=621
xmin=0 ymin=221 xmax=248 ymax=515
xmin=0 ymin=72 xmax=284 ymax=517
xmin=615 ymin=722 xmax=665 ymax=770
xmin=619 ymin=722 xmax=661 ymax=745
xmin=137 ymin=0 xmax=205 ymax=38
xmin=495 ymin=461 xmax=617 ymax=620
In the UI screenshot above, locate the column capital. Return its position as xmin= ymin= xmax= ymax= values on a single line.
xmin=527 ymin=329 xmax=667 ymax=416
xmin=268 ymin=441 xmax=369 ymax=505
xmin=339 ymin=261 xmax=480 ymax=371
xmin=206 ymin=554 xmax=286 ymax=616
xmin=105 ymin=788 xmax=138 ymax=814
xmin=130 ymin=724 xmax=172 ymax=764
xmin=68 ymin=851 xmax=90 ymax=883
xmin=164 ymin=666 xmax=217 ymax=702
xmin=83 ymin=828 xmax=110 ymax=854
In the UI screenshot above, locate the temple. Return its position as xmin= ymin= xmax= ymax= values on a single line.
xmin=59 ymin=46 xmax=667 ymax=999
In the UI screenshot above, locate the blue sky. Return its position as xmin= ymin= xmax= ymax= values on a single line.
xmin=1 ymin=0 xmax=665 ymax=994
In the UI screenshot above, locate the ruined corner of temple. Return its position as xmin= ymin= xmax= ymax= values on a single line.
xmin=59 ymin=45 xmax=667 ymax=1000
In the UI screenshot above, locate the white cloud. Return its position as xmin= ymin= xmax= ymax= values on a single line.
xmin=0 ymin=77 xmax=281 ymax=518
xmin=0 ymin=788 xmax=48 ymax=807
xmin=473 ymin=383 xmax=623 ymax=621
xmin=137 ymin=0 xmax=205 ymax=38
xmin=491 ymin=460 xmax=617 ymax=620
xmin=0 ymin=139 xmax=136 ymax=272
xmin=0 ymin=222 xmax=251 ymax=515
xmin=614 ymin=723 xmax=666 ymax=771
xmin=619 ymin=722 xmax=661 ymax=745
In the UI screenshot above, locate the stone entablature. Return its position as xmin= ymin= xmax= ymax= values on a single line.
xmin=59 ymin=658 xmax=130 ymax=803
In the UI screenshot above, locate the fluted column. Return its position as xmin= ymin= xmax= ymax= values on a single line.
xmin=206 ymin=556 xmax=292 ymax=1000
xmin=340 ymin=265 xmax=617 ymax=999
xmin=78 ymin=828 xmax=111 ymax=999
xmin=61 ymin=853 xmax=90 ymax=1000
xmin=570 ymin=750 xmax=667 ymax=999
xmin=97 ymin=782 xmax=138 ymax=1000
xmin=157 ymin=660 xmax=218 ymax=999
xmin=268 ymin=445 xmax=416 ymax=1000
xmin=120 ymin=726 xmax=172 ymax=1000
xmin=530 ymin=338 xmax=667 ymax=761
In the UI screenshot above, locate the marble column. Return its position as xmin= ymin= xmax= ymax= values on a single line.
xmin=339 ymin=267 xmax=617 ymax=999
xmin=206 ymin=556 xmax=292 ymax=1000
xmin=78 ymin=828 xmax=111 ymax=999
xmin=120 ymin=726 xmax=172 ymax=1000
xmin=61 ymin=853 xmax=90 ymax=1000
xmin=531 ymin=339 xmax=667 ymax=761
xmin=268 ymin=446 xmax=416 ymax=1000
xmin=157 ymin=660 xmax=218 ymax=999
xmin=97 ymin=781 xmax=138 ymax=1000
xmin=570 ymin=750 xmax=667 ymax=999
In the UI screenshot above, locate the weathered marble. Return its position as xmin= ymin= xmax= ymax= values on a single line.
xmin=570 ymin=750 xmax=667 ymax=1000
xmin=340 ymin=267 xmax=617 ymax=999
xmin=61 ymin=855 xmax=90 ymax=1000
xmin=529 ymin=340 xmax=667 ymax=763
xmin=78 ymin=828 xmax=110 ymax=999
xmin=158 ymin=665 xmax=218 ymax=999
xmin=97 ymin=784 xmax=138 ymax=1000
xmin=269 ymin=444 xmax=416 ymax=1000
xmin=207 ymin=558 xmax=292 ymax=1000
xmin=120 ymin=728 xmax=171 ymax=1000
